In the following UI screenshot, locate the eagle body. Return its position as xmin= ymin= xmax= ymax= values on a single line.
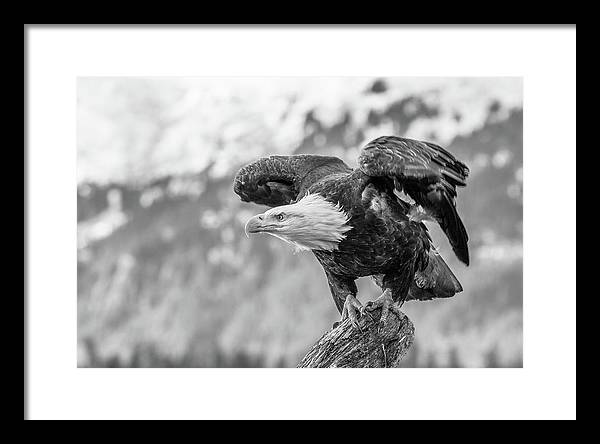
xmin=307 ymin=171 xmax=427 ymax=271
xmin=234 ymin=136 xmax=469 ymax=315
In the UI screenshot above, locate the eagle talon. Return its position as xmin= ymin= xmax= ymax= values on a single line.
xmin=359 ymin=305 xmax=374 ymax=323
xmin=365 ymin=289 xmax=402 ymax=333
xmin=341 ymin=294 xmax=367 ymax=330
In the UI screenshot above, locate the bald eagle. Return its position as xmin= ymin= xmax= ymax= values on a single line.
xmin=233 ymin=136 xmax=469 ymax=329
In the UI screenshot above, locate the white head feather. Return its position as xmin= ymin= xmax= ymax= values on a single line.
xmin=261 ymin=193 xmax=352 ymax=252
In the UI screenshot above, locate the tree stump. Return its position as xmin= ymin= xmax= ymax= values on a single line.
xmin=298 ymin=307 xmax=415 ymax=368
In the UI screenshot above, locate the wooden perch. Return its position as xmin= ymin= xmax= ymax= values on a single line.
xmin=298 ymin=307 xmax=415 ymax=368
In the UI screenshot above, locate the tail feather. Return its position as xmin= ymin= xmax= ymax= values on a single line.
xmin=408 ymin=250 xmax=463 ymax=301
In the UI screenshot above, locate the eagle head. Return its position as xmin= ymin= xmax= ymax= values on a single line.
xmin=244 ymin=193 xmax=352 ymax=252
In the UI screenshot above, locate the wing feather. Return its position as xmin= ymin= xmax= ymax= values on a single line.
xmin=233 ymin=154 xmax=351 ymax=207
xmin=358 ymin=136 xmax=470 ymax=265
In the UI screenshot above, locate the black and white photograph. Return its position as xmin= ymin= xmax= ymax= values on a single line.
xmin=77 ymin=77 xmax=523 ymax=369
xmin=25 ymin=25 xmax=576 ymax=420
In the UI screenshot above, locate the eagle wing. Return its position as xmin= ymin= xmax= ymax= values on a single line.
xmin=358 ymin=136 xmax=470 ymax=265
xmin=233 ymin=154 xmax=352 ymax=207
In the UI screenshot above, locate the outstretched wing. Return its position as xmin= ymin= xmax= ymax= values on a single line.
xmin=233 ymin=154 xmax=351 ymax=207
xmin=358 ymin=136 xmax=470 ymax=265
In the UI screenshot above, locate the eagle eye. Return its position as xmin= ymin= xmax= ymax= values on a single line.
xmin=276 ymin=213 xmax=285 ymax=221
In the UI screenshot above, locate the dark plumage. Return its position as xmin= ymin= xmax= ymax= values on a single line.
xmin=234 ymin=136 xmax=470 ymax=323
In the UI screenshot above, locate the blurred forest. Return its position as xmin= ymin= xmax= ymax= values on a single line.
xmin=77 ymin=77 xmax=523 ymax=368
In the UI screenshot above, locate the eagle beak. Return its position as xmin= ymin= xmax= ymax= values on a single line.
xmin=244 ymin=214 xmax=265 ymax=238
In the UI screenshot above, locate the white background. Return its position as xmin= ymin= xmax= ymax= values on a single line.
xmin=26 ymin=26 xmax=576 ymax=420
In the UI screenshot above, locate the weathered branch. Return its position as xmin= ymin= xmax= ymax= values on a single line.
xmin=298 ymin=307 xmax=415 ymax=368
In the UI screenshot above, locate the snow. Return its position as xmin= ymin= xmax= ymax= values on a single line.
xmin=78 ymin=77 xmax=522 ymax=184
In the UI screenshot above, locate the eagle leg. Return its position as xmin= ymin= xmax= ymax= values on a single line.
xmin=365 ymin=289 xmax=402 ymax=333
xmin=340 ymin=294 xmax=371 ymax=331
